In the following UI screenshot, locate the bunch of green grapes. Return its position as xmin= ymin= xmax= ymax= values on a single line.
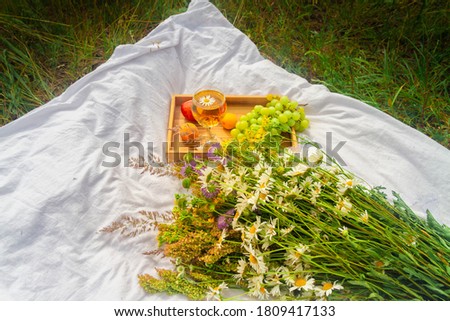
xmin=230 ymin=94 xmax=309 ymax=142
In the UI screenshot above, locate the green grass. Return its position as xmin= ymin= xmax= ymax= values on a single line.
xmin=1 ymin=0 xmax=449 ymax=147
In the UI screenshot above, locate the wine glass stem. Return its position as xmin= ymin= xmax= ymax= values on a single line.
xmin=206 ymin=127 xmax=213 ymax=140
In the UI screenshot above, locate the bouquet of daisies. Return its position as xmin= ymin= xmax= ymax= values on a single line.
xmin=105 ymin=95 xmax=450 ymax=301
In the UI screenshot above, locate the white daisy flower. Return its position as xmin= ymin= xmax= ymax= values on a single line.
xmin=285 ymin=163 xmax=309 ymax=177
xmin=246 ymin=191 xmax=259 ymax=211
xmin=281 ymin=183 xmax=303 ymax=198
xmin=199 ymin=95 xmax=216 ymax=107
xmin=270 ymin=285 xmax=282 ymax=297
xmin=258 ymin=191 xmax=273 ymax=203
xmin=233 ymin=258 xmax=247 ymax=281
xmin=301 ymin=176 xmax=314 ymax=190
xmin=257 ymin=168 xmax=274 ymax=191
xmin=338 ymin=226 xmax=349 ymax=237
xmin=249 ymin=285 xmax=270 ymax=300
xmin=253 ymin=159 xmax=268 ymax=174
xmin=285 ymin=244 xmax=310 ymax=267
xmin=337 ymin=175 xmax=358 ymax=194
xmin=247 ymin=274 xmax=264 ymax=289
xmin=247 ymin=274 xmax=270 ymax=300
xmin=314 ymin=281 xmax=344 ymax=298
xmin=335 ymin=197 xmax=352 ymax=213
xmin=237 ymin=166 xmax=248 ymax=178
xmin=236 ymin=181 xmax=249 ymax=193
xmin=310 ymin=181 xmax=322 ymax=197
xmin=266 ymin=266 xmax=285 ymax=287
xmin=264 ymin=217 xmax=278 ymax=240
xmin=206 ymin=282 xmax=228 ymax=301
xmin=216 ymin=229 xmax=228 ymax=249
xmin=244 ymin=244 xmax=268 ymax=274
xmin=282 ymin=146 xmax=296 ymax=160
xmin=198 ymin=167 xmax=214 ymax=188
xmin=219 ymin=168 xmax=237 ymax=196
xmin=220 ymin=177 xmax=237 ymax=196
xmin=360 ymin=210 xmax=369 ymax=224
xmin=287 ymin=274 xmax=315 ymax=292
xmin=244 ymin=216 xmax=264 ymax=242
xmin=281 ymin=225 xmax=295 ymax=236
xmin=235 ymin=192 xmax=251 ymax=216
xmin=307 ymin=146 xmax=323 ymax=164
xmin=220 ymin=167 xmax=234 ymax=181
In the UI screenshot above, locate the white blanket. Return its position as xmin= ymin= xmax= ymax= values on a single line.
xmin=1 ymin=0 xmax=449 ymax=300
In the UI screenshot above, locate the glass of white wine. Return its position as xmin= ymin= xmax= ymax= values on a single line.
xmin=191 ymin=87 xmax=227 ymax=147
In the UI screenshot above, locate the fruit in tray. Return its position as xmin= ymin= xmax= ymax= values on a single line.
xmin=179 ymin=123 xmax=199 ymax=142
xmin=180 ymin=99 xmax=196 ymax=122
xmin=220 ymin=112 xmax=238 ymax=130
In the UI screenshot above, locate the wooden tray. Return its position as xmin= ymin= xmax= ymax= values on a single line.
xmin=166 ymin=94 xmax=267 ymax=162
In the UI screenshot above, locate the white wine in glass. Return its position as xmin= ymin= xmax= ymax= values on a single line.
xmin=191 ymin=88 xmax=227 ymax=143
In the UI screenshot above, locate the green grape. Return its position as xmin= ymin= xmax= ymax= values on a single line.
xmin=271 ymin=99 xmax=279 ymax=106
xmin=271 ymin=128 xmax=279 ymax=135
xmin=270 ymin=118 xmax=280 ymax=126
xmin=288 ymin=119 xmax=296 ymax=127
xmin=300 ymin=119 xmax=310 ymax=129
xmin=294 ymin=122 xmax=303 ymax=131
xmin=230 ymin=128 xmax=240 ymax=137
xmin=268 ymin=106 xmax=276 ymax=115
xmin=281 ymin=124 xmax=290 ymax=132
xmin=250 ymin=123 xmax=260 ymax=131
xmin=280 ymin=95 xmax=290 ymax=105
xmin=260 ymin=107 xmax=270 ymax=116
xmin=257 ymin=117 xmax=263 ymax=124
xmin=236 ymin=120 xmax=248 ymax=130
xmin=299 ymin=110 xmax=305 ymax=120
xmin=250 ymin=118 xmax=257 ymax=125
xmin=237 ymin=133 xmax=245 ymax=140
xmin=254 ymin=105 xmax=263 ymax=113
xmin=275 ymin=102 xmax=283 ymax=111
xmin=292 ymin=111 xmax=301 ymax=121
xmin=278 ymin=114 xmax=288 ymax=123
xmin=240 ymin=115 xmax=248 ymax=122
xmin=290 ymin=100 xmax=299 ymax=108
xmin=283 ymin=110 xmax=292 ymax=119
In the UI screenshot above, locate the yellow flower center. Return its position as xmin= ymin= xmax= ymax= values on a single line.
xmin=346 ymin=180 xmax=353 ymax=187
xmin=322 ymin=282 xmax=333 ymax=291
xmin=249 ymin=254 xmax=258 ymax=264
xmin=259 ymin=193 xmax=268 ymax=200
xmin=295 ymin=278 xmax=307 ymax=287
xmin=260 ymin=287 xmax=267 ymax=294
xmin=249 ymin=225 xmax=257 ymax=234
